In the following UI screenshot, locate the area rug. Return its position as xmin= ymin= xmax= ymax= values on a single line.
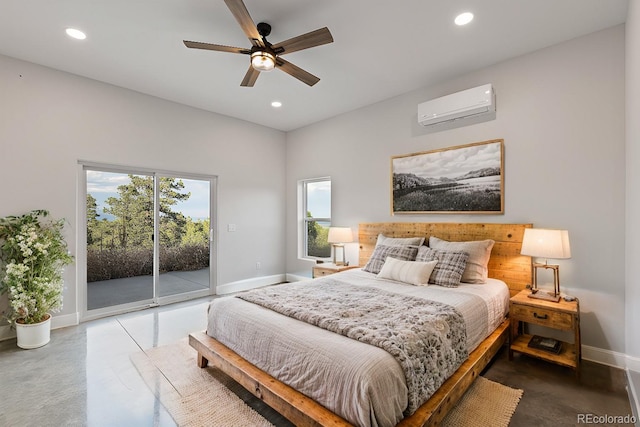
xmin=441 ymin=376 xmax=523 ymax=427
xmin=131 ymin=339 xmax=274 ymax=427
xmin=132 ymin=339 xmax=523 ymax=427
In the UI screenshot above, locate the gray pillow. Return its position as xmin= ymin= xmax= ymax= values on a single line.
xmin=363 ymin=244 xmax=419 ymax=274
xmin=429 ymin=236 xmax=494 ymax=283
xmin=416 ymin=246 xmax=469 ymax=288
xmin=376 ymin=234 xmax=425 ymax=247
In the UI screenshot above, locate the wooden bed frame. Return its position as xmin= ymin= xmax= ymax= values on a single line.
xmin=189 ymin=222 xmax=532 ymax=427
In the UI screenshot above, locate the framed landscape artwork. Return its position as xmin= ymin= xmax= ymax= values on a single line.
xmin=391 ymin=139 xmax=504 ymax=214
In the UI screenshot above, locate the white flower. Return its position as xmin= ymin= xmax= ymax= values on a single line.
xmin=5 ymin=262 xmax=28 ymax=278
xmin=1 ymin=210 xmax=73 ymax=324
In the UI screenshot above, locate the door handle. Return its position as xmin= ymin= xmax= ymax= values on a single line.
xmin=533 ymin=312 xmax=548 ymax=320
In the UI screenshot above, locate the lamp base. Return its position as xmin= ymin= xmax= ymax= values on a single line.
xmin=530 ymin=263 xmax=562 ymax=303
xmin=527 ymin=290 xmax=561 ymax=303
xmin=332 ymin=243 xmax=346 ymax=266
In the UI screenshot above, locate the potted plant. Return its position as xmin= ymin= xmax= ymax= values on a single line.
xmin=0 ymin=209 xmax=74 ymax=349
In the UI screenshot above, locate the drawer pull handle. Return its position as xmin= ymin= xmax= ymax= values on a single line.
xmin=533 ymin=313 xmax=548 ymax=320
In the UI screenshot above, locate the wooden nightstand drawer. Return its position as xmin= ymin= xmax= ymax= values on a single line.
xmin=313 ymin=268 xmax=333 ymax=277
xmin=312 ymin=264 xmax=359 ymax=278
xmin=511 ymin=304 xmax=574 ymax=330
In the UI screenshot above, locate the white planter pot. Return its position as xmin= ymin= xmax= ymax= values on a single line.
xmin=16 ymin=314 xmax=51 ymax=349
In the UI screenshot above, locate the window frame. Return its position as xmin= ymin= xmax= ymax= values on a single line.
xmin=299 ymin=177 xmax=331 ymax=260
xmin=79 ymin=161 xmax=217 ymax=322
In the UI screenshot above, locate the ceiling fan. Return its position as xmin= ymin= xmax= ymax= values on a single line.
xmin=183 ymin=0 xmax=334 ymax=87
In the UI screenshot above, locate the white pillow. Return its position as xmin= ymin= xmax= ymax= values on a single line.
xmin=377 ymin=257 xmax=438 ymax=286
xmin=376 ymin=234 xmax=425 ymax=247
xmin=429 ymin=236 xmax=495 ymax=283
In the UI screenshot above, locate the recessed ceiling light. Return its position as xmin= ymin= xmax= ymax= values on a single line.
xmin=65 ymin=28 xmax=87 ymax=40
xmin=454 ymin=12 xmax=474 ymax=26
xmin=271 ymin=101 xmax=282 ymax=108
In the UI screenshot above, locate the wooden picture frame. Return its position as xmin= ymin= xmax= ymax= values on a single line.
xmin=391 ymin=139 xmax=504 ymax=214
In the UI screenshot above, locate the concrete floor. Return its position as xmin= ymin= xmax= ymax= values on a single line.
xmin=484 ymin=351 xmax=632 ymax=426
xmin=0 ymin=297 xmax=634 ymax=427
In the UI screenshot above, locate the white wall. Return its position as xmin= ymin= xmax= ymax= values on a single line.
xmin=0 ymin=54 xmax=287 ymax=327
xmin=626 ymin=0 xmax=640 ymax=366
xmin=0 ymin=20 xmax=632 ymax=368
xmin=286 ymin=26 xmax=626 ymax=357
xmin=626 ymin=0 xmax=640 ymax=404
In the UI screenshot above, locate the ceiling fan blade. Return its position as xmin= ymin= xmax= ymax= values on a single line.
xmin=276 ymin=58 xmax=320 ymax=86
xmin=240 ymin=65 xmax=260 ymax=87
xmin=223 ymin=0 xmax=263 ymax=47
xmin=183 ymin=40 xmax=250 ymax=54
xmin=272 ymin=27 xmax=333 ymax=55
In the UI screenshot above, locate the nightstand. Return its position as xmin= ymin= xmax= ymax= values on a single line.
xmin=312 ymin=264 xmax=359 ymax=278
xmin=509 ymin=289 xmax=581 ymax=376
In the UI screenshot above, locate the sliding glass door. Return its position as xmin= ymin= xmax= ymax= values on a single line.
xmin=84 ymin=166 xmax=215 ymax=316
xmin=157 ymin=176 xmax=211 ymax=298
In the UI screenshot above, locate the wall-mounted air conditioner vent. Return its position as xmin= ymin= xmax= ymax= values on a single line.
xmin=418 ymin=84 xmax=495 ymax=127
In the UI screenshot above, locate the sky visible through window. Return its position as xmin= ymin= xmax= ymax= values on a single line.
xmin=87 ymin=171 xmax=210 ymax=221
xmin=307 ymin=180 xmax=331 ymax=218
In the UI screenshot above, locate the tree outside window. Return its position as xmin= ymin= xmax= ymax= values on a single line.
xmin=303 ymin=178 xmax=331 ymax=259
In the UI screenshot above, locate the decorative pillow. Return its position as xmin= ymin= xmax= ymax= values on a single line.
xmin=376 ymin=234 xmax=425 ymax=247
xmin=363 ymin=244 xmax=419 ymax=274
xmin=428 ymin=236 xmax=495 ymax=284
xmin=377 ymin=257 xmax=438 ymax=286
xmin=416 ymin=246 xmax=469 ymax=288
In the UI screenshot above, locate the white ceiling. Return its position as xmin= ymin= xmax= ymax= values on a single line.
xmin=0 ymin=1 xmax=629 ymax=132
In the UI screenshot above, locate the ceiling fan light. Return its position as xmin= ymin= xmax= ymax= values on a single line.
xmin=251 ymin=51 xmax=276 ymax=72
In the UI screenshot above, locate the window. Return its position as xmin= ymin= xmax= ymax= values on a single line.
xmin=301 ymin=177 xmax=331 ymax=259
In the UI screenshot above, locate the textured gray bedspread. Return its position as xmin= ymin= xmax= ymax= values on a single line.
xmin=206 ymin=269 xmax=509 ymax=427
xmin=237 ymin=280 xmax=468 ymax=415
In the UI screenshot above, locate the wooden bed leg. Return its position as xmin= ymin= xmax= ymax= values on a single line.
xmin=197 ymin=352 xmax=209 ymax=368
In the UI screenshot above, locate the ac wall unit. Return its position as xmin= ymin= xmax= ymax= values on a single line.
xmin=418 ymin=84 xmax=495 ymax=127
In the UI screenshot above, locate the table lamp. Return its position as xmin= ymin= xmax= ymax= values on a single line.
xmin=327 ymin=227 xmax=353 ymax=266
xmin=520 ymin=228 xmax=571 ymax=302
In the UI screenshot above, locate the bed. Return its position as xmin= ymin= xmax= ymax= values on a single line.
xmin=189 ymin=222 xmax=532 ymax=427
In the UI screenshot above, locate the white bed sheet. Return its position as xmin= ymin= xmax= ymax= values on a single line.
xmin=206 ymin=269 xmax=510 ymax=427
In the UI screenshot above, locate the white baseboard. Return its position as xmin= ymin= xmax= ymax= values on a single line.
xmin=582 ymin=344 xmax=628 ymax=369
xmin=0 ymin=312 xmax=79 ymax=342
xmin=628 ymin=354 xmax=640 ymax=373
xmin=286 ymin=272 xmax=313 ymax=282
xmin=51 ymin=312 xmax=80 ymax=329
xmin=626 ymin=354 xmax=640 ymax=423
xmin=0 ymin=324 xmax=13 ymax=342
xmin=216 ymin=274 xmax=287 ymax=295
xmin=626 ymin=368 xmax=640 ymax=426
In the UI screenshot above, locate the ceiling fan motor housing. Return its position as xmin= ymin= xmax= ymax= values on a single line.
xmin=257 ymin=22 xmax=271 ymax=37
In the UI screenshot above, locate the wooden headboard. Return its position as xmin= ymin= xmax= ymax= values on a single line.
xmin=358 ymin=223 xmax=532 ymax=296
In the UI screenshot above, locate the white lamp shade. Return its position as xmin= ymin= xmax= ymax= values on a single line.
xmin=521 ymin=228 xmax=571 ymax=259
xmin=327 ymin=227 xmax=353 ymax=244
